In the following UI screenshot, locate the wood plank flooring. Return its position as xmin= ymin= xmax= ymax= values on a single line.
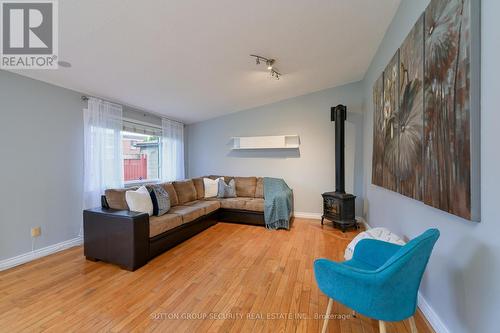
xmin=0 ymin=218 xmax=434 ymax=333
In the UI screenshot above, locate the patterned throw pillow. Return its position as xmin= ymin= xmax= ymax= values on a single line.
xmin=148 ymin=185 xmax=171 ymax=216
xmin=217 ymin=179 xmax=237 ymax=198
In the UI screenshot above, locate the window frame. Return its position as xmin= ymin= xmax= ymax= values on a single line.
xmin=121 ymin=119 xmax=162 ymax=186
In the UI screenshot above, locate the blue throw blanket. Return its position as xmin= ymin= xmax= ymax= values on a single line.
xmin=263 ymin=177 xmax=293 ymax=230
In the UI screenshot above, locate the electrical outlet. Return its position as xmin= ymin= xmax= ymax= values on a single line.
xmin=31 ymin=227 xmax=41 ymax=238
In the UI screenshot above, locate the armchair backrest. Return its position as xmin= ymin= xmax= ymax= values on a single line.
xmin=376 ymin=229 xmax=440 ymax=313
xmin=349 ymin=229 xmax=439 ymax=321
xmin=380 ymin=229 xmax=439 ymax=271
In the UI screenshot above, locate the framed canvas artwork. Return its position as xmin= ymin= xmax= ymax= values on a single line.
xmin=371 ymin=0 xmax=480 ymax=221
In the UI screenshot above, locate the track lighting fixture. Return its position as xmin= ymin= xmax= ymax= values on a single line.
xmin=250 ymin=54 xmax=282 ymax=80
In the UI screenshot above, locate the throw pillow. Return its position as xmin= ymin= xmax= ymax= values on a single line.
xmin=217 ymin=179 xmax=237 ymax=198
xmin=148 ymin=185 xmax=171 ymax=216
xmin=125 ymin=186 xmax=153 ymax=216
xmin=203 ymin=177 xmax=222 ymax=198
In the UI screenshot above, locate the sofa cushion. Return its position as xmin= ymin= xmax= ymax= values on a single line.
xmin=245 ymin=198 xmax=265 ymax=212
xmin=185 ymin=200 xmax=221 ymax=215
xmin=105 ymin=187 xmax=138 ymax=210
xmin=160 ymin=182 xmax=179 ymax=206
xmin=234 ymin=177 xmax=257 ymax=197
xmin=168 ymin=205 xmax=205 ymax=223
xmin=173 ymin=180 xmax=197 ymax=204
xmin=255 ymin=177 xmax=264 ymax=198
xmin=149 ymin=213 xmax=183 ymax=238
xmin=183 ymin=200 xmax=200 ymax=204
xmin=219 ymin=197 xmax=251 ymax=210
xmin=201 ymin=200 xmax=221 ymax=214
xmin=192 ymin=177 xmax=205 ymax=200
xmin=203 ymin=197 xmax=222 ymax=202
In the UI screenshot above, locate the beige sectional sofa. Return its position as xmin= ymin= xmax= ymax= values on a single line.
xmin=83 ymin=176 xmax=278 ymax=270
xmin=104 ymin=176 xmax=265 ymax=237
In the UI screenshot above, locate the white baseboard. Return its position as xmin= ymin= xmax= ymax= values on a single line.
xmin=293 ymin=211 xmax=322 ymax=219
xmin=362 ymin=220 xmax=448 ymax=333
xmin=417 ymin=293 xmax=449 ymax=333
xmin=356 ymin=216 xmax=368 ymax=228
xmin=0 ymin=236 xmax=83 ymax=272
xmin=362 ymin=219 xmax=372 ymax=229
xmin=293 ymin=212 xmax=367 ymax=226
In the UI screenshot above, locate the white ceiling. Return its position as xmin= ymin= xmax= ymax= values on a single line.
xmin=12 ymin=0 xmax=400 ymax=123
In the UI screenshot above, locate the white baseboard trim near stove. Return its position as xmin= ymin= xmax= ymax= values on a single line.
xmin=293 ymin=212 xmax=367 ymax=226
xmin=293 ymin=211 xmax=322 ymax=219
xmin=0 ymin=236 xmax=83 ymax=272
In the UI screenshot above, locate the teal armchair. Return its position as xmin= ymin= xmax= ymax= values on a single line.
xmin=314 ymin=229 xmax=439 ymax=333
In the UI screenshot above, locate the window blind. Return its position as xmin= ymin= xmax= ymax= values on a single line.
xmin=122 ymin=120 xmax=162 ymax=136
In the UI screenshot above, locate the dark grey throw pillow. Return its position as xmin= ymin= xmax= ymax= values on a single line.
xmin=217 ymin=179 xmax=237 ymax=198
xmin=148 ymin=185 xmax=171 ymax=216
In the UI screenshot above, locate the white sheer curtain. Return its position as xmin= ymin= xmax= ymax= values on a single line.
xmin=83 ymin=98 xmax=124 ymax=209
xmin=161 ymin=118 xmax=185 ymax=181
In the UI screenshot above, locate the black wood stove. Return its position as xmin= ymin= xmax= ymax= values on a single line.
xmin=321 ymin=105 xmax=358 ymax=232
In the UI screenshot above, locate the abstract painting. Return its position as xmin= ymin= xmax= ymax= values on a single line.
xmin=372 ymin=74 xmax=384 ymax=187
xmin=424 ymin=0 xmax=474 ymax=219
xmin=399 ymin=14 xmax=424 ymax=201
xmin=371 ymin=0 xmax=480 ymax=221
xmin=382 ymin=51 xmax=399 ymax=193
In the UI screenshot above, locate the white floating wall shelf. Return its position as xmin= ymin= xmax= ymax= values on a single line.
xmin=231 ymin=135 xmax=300 ymax=149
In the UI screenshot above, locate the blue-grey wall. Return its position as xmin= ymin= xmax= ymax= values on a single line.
xmin=0 ymin=70 xmax=160 ymax=262
xmin=187 ymin=81 xmax=365 ymax=215
xmin=361 ymin=1 xmax=500 ymax=332
xmin=0 ymin=70 xmax=85 ymax=261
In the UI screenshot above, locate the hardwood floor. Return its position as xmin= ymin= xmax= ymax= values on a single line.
xmin=0 ymin=218 xmax=434 ymax=333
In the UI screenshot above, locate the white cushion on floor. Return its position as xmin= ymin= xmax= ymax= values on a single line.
xmin=344 ymin=227 xmax=406 ymax=260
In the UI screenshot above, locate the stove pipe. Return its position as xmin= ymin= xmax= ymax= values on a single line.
xmin=331 ymin=104 xmax=347 ymax=194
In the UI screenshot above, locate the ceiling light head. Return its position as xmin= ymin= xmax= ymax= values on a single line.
xmin=256 ymin=58 xmax=260 ymax=65
xmin=266 ymin=59 xmax=275 ymax=70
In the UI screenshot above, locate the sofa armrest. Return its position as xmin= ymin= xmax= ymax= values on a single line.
xmin=101 ymin=195 xmax=110 ymax=208
xmin=83 ymin=207 xmax=149 ymax=271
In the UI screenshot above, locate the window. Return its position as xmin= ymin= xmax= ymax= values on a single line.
xmin=122 ymin=121 xmax=161 ymax=185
